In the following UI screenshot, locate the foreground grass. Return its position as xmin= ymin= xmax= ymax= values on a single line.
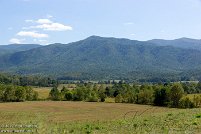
xmin=0 ymin=101 xmax=200 ymax=134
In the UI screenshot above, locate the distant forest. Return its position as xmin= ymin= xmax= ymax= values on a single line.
xmin=0 ymin=72 xmax=201 ymax=109
xmin=1 ymin=37 xmax=201 ymax=81
xmin=0 ymin=73 xmax=57 ymax=87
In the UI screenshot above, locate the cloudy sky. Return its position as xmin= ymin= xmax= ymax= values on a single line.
xmin=1 ymin=0 xmax=201 ymax=45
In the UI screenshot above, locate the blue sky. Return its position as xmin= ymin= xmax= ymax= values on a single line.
xmin=1 ymin=0 xmax=201 ymax=45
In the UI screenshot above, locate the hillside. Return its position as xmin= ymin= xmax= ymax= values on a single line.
xmin=148 ymin=38 xmax=201 ymax=50
xmin=0 ymin=36 xmax=201 ymax=81
xmin=0 ymin=44 xmax=41 ymax=56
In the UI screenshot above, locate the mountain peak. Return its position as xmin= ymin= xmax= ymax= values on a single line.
xmin=86 ymin=35 xmax=102 ymax=39
xmin=176 ymin=37 xmax=196 ymax=41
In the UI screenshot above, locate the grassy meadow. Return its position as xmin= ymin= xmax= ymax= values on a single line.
xmin=0 ymin=85 xmax=200 ymax=133
xmin=0 ymin=101 xmax=200 ymax=134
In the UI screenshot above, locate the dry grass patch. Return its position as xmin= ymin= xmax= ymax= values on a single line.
xmin=33 ymin=87 xmax=51 ymax=99
xmin=0 ymin=101 xmax=171 ymax=122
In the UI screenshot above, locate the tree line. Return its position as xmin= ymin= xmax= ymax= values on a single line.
xmin=0 ymin=73 xmax=57 ymax=87
xmin=49 ymin=82 xmax=201 ymax=108
xmin=49 ymin=84 xmax=106 ymax=102
xmin=0 ymin=84 xmax=38 ymax=102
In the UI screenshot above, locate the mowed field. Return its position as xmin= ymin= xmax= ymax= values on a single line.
xmin=0 ymin=101 xmax=200 ymax=134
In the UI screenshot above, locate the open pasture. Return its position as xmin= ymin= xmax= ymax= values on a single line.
xmin=0 ymin=101 xmax=200 ymax=133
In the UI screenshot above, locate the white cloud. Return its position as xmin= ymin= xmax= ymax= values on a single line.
xmin=9 ymin=38 xmax=24 ymax=44
xmin=36 ymin=19 xmax=52 ymax=24
xmin=24 ymin=18 xmax=72 ymax=31
xmin=35 ymin=23 xmax=72 ymax=31
xmin=130 ymin=33 xmax=135 ymax=36
xmin=17 ymin=31 xmax=48 ymax=38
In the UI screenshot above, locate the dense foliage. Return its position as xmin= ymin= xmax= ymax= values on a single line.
xmin=49 ymin=84 xmax=106 ymax=102
xmin=0 ymin=84 xmax=38 ymax=102
xmin=49 ymin=82 xmax=201 ymax=108
xmin=0 ymin=73 xmax=57 ymax=87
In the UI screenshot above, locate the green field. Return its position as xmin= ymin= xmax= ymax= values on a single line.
xmin=0 ymin=101 xmax=200 ymax=134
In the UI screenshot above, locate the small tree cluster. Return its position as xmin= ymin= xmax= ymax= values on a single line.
xmin=0 ymin=84 xmax=38 ymax=102
xmin=114 ymin=82 xmax=201 ymax=108
xmin=49 ymin=84 xmax=106 ymax=102
xmin=114 ymin=84 xmax=153 ymax=105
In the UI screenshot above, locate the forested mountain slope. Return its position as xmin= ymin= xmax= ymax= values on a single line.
xmin=0 ymin=36 xmax=201 ymax=81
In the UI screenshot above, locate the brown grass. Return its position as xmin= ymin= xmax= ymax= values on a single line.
xmin=0 ymin=101 xmax=173 ymax=123
xmin=33 ymin=87 xmax=51 ymax=99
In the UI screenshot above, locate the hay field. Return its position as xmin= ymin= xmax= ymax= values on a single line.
xmin=0 ymin=101 xmax=200 ymax=133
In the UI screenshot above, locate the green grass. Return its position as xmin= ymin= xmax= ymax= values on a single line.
xmin=0 ymin=101 xmax=200 ymax=134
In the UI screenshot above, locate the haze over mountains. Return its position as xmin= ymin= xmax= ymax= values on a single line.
xmin=0 ymin=44 xmax=41 ymax=56
xmin=148 ymin=38 xmax=201 ymax=51
xmin=0 ymin=36 xmax=201 ymax=81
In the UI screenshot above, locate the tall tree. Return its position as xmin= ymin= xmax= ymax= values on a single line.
xmin=169 ymin=83 xmax=184 ymax=107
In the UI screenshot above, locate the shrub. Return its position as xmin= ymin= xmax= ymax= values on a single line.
xmin=137 ymin=89 xmax=153 ymax=104
xmin=15 ymin=86 xmax=26 ymax=102
xmin=65 ymin=92 xmax=73 ymax=101
xmin=153 ymin=88 xmax=169 ymax=106
xmin=3 ymin=85 xmax=16 ymax=102
xmin=115 ymin=94 xmax=123 ymax=103
xmin=179 ymin=97 xmax=195 ymax=108
xmin=86 ymin=91 xmax=99 ymax=102
xmin=49 ymin=87 xmax=61 ymax=101
xmin=33 ymin=91 xmax=39 ymax=100
xmin=193 ymin=95 xmax=201 ymax=108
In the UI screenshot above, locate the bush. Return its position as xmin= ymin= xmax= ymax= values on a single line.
xmin=179 ymin=97 xmax=195 ymax=108
xmin=15 ymin=86 xmax=26 ymax=102
xmin=87 ymin=95 xmax=99 ymax=102
xmin=153 ymin=88 xmax=168 ymax=106
xmin=115 ymin=94 xmax=123 ymax=103
xmin=49 ymin=87 xmax=61 ymax=101
xmin=137 ymin=89 xmax=153 ymax=104
xmin=73 ymin=87 xmax=85 ymax=101
xmin=3 ymin=85 xmax=16 ymax=102
xmin=65 ymin=92 xmax=73 ymax=101
xmin=33 ymin=91 xmax=39 ymax=100
xmin=86 ymin=92 xmax=99 ymax=102
xmin=193 ymin=95 xmax=201 ymax=108
xmin=98 ymin=88 xmax=106 ymax=102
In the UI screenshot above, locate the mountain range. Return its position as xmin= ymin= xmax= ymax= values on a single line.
xmin=0 ymin=36 xmax=201 ymax=82
xmin=0 ymin=44 xmax=41 ymax=56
